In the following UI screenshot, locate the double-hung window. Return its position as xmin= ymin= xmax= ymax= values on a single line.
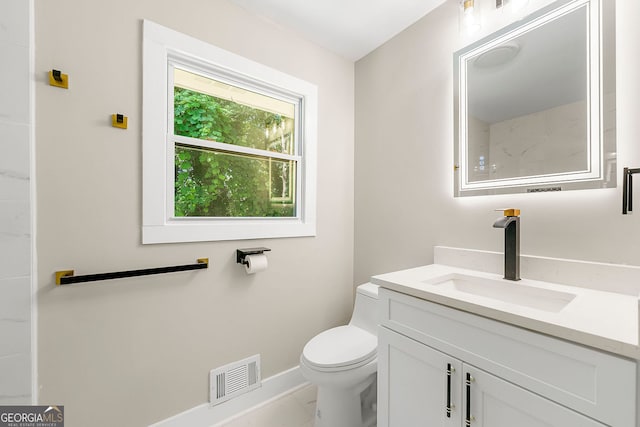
xmin=142 ymin=21 xmax=317 ymax=243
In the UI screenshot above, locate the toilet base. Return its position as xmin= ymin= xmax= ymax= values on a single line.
xmin=313 ymin=373 xmax=377 ymax=427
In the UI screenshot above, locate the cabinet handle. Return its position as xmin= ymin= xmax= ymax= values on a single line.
xmin=446 ymin=363 xmax=454 ymax=417
xmin=465 ymin=373 xmax=474 ymax=426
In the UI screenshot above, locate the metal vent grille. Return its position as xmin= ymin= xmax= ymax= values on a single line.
xmin=210 ymin=354 xmax=261 ymax=405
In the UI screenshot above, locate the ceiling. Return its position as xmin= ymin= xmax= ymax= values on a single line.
xmin=228 ymin=0 xmax=447 ymax=61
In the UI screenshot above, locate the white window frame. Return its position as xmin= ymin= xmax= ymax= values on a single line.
xmin=142 ymin=20 xmax=318 ymax=244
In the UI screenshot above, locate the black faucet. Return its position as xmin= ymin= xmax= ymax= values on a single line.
xmin=493 ymin=209 xmax=520 ymax=281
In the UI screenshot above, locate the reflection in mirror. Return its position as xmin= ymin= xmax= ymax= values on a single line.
xmin=454 ymin=0 xmax=615 ymax=196
xmin=468 ymin=7 xmax=587 ymax=181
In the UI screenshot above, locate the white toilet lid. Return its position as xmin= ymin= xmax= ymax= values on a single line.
xmin=302 ymin=325 xmax=377 ymax=370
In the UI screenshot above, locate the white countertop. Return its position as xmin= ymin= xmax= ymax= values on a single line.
xmin=372 ymin=263 xmax=640 ymax=359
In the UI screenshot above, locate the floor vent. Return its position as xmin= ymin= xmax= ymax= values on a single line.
xmin=210 ymin=354 xmax=261 ymax=405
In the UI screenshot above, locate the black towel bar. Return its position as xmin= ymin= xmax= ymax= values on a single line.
xmin=623 ymin=167 xmax=640 ymax=214
xmin=55 ymin=258 xmax=208 ymax=285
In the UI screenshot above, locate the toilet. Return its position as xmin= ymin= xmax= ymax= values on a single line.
xmin=300 ymin=283 xmax=379 ymax=427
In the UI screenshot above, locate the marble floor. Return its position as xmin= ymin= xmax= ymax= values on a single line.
xmin=216 ymin=384 xmax=317 ymax=427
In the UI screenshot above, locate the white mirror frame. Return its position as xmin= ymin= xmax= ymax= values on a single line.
xmin=454 ymin=0 xmax=616 ymax=196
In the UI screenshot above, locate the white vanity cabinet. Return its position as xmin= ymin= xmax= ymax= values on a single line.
xmin=378 ymin=326 xmax=463 ymax=426
xmin=377 ymin=288 xmax=637 ymax=427
xmin=379 ymin=328 xmax=605 ymax=426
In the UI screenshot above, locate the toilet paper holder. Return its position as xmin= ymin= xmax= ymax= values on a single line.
xmin=236 ymin=247 xmax=271 ymax=265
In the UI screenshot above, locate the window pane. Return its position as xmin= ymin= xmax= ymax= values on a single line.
xmin=175 ymin=145 xmax=296 ymax=218
xmin=174 ymin=68 xmax=295 ymax=155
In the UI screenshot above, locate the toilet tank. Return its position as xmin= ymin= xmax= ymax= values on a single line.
xmin=349 ymin=283 xmax=380 ymax=335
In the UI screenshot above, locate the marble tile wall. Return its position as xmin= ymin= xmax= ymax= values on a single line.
xmin=467 ymin=100 xmax=589 ymax=182
xmin=489 ymin=100 xmax=588 ymax=180
xmin=0 ymin=0 xmax=33 ymax=405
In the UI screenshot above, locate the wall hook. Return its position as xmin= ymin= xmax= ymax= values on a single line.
xmin=111 ymin=114 xmax=128 ymax=129
xmin=49 ymin=69 xmax=69 ymax=89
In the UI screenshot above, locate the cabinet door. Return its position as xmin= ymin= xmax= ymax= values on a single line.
xmin=463 ymin=365 xmax=606 ymax=427
xmin=378 ymin=327 xmax=462 ymax=427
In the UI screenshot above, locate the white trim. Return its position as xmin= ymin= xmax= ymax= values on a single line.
xmin=148 ymin=366 xmax=308 ymax=427
xmin=28 ymin=0 xmax=38 ymax=404
xmin=142 ymin=20 xmax=317 ymax=244
xmin=173 ymin=134 xmax=301 ymax=163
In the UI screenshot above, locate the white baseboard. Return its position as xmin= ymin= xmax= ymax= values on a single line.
xmin=149 ymin=366 xmax=308 ymax=427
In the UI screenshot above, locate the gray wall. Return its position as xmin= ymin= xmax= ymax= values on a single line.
xmin=355 ymin=0 xmax=640 ymax=285
xmin=35 ymin=1 xmax=354 ymax=426
xmin=0 ymin=0 xmax=33 ymax=406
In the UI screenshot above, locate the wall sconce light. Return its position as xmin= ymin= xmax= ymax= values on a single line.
xmin=460 ymin=0 xmax=481 ymax=35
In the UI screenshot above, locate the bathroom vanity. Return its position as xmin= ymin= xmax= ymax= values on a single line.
xmin=372 ymin=247 xmax=640 ymax=427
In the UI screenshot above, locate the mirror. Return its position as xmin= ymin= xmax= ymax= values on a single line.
xmin=454 ymin=0 xmax=615 ymax=196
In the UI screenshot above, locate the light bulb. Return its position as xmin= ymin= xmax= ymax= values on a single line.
xmin=461 ymin=0 xmax=481 ymax=35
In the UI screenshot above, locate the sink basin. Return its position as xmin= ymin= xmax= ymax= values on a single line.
xmin=423 ymin=273 xmax=576 ymax=312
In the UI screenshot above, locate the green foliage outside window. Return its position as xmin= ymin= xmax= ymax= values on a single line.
xmin=174 ymin=87 xmax=295 ymax=217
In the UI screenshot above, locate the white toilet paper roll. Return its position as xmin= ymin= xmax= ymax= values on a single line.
xmin=245 ymin=254 xmax=268 ymax=274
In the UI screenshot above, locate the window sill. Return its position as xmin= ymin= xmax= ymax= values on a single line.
xmin=142 ymin=219 xmax=316 ymax=244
